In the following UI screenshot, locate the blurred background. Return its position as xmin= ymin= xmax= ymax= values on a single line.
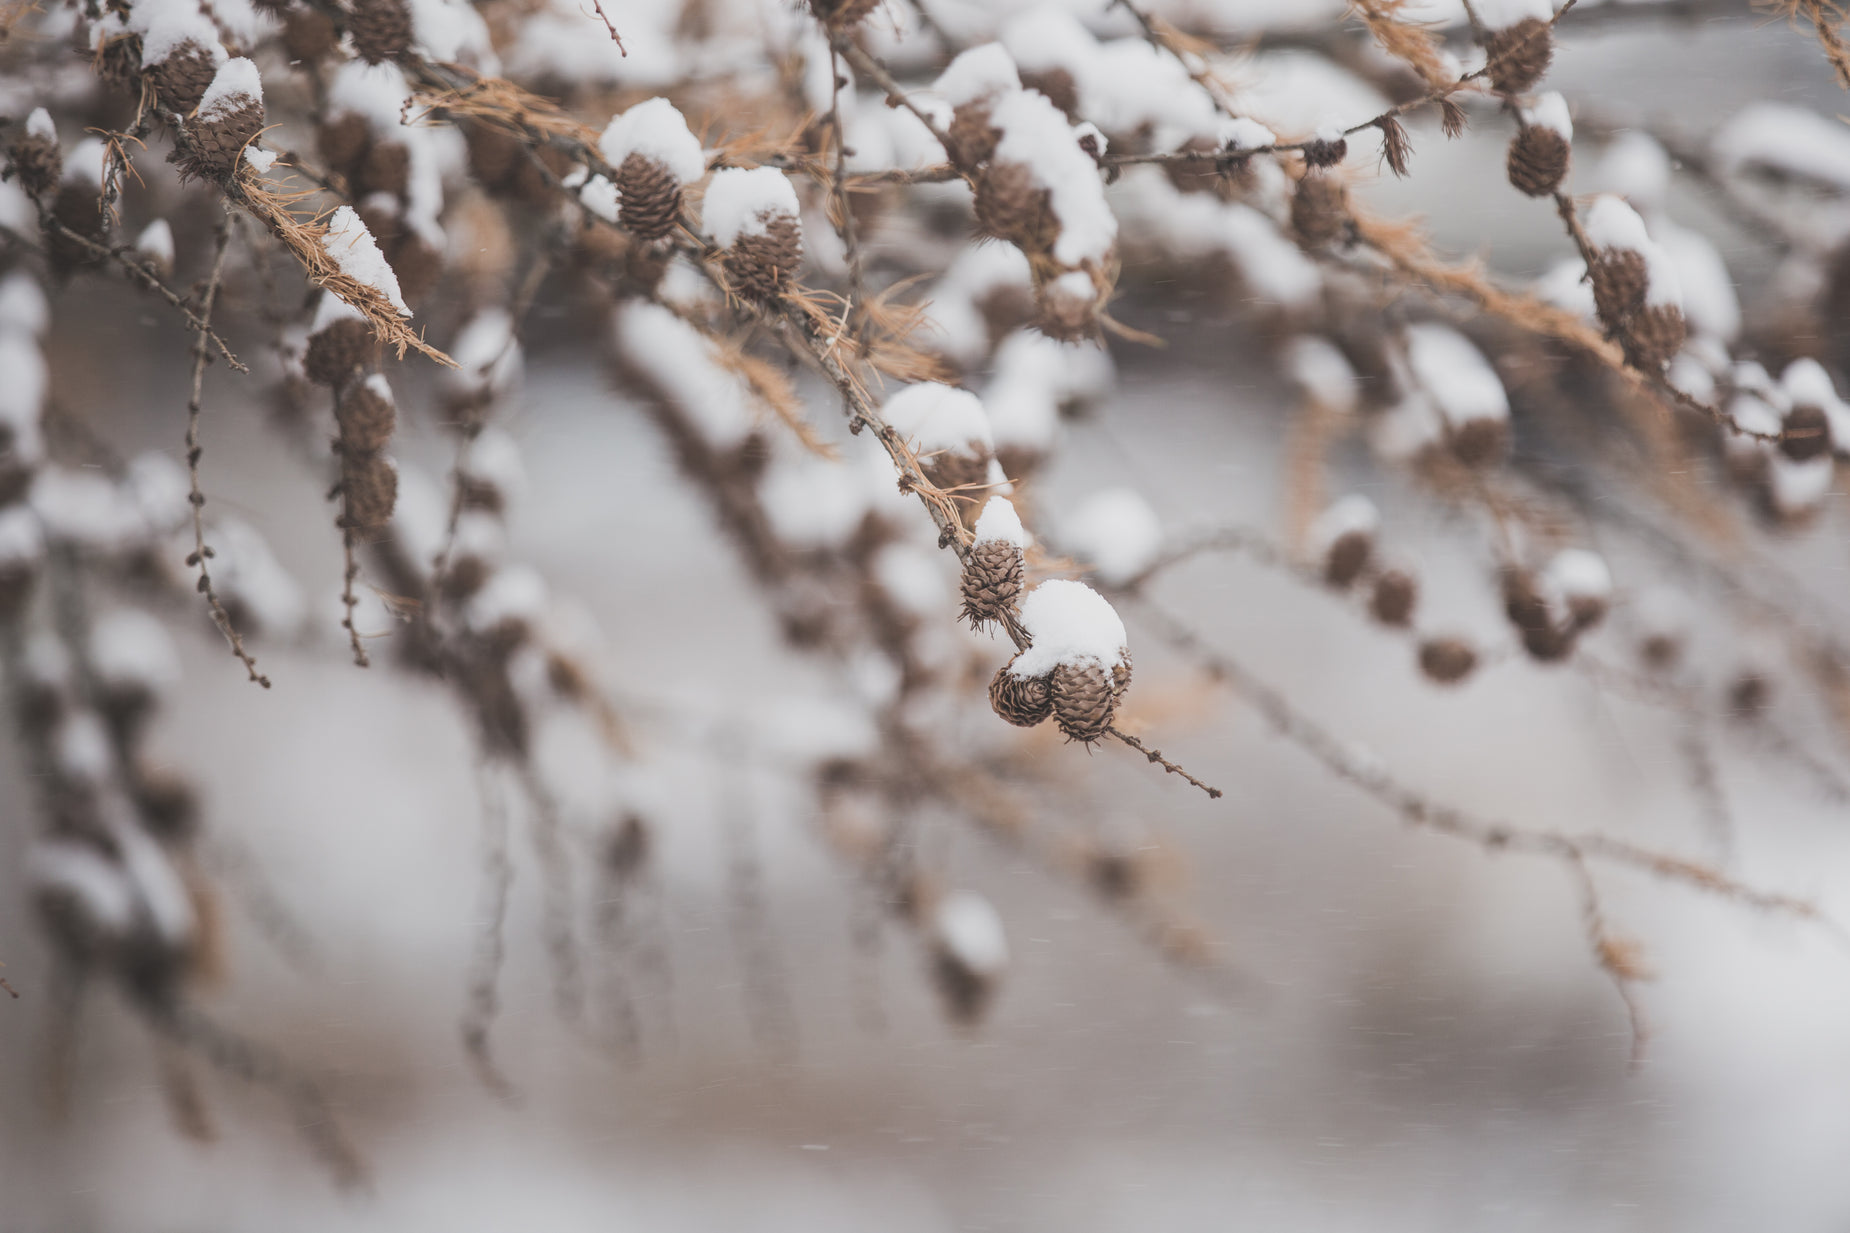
xmin=7 ymin=1 xmax=1850 ymax=1230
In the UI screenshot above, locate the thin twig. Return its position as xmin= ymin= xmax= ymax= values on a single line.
xmin=184 ymin=210 xmax=271 ymax=689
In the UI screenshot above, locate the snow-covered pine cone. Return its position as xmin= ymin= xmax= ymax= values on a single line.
xmin=1507 ymin=125 xmax=1569 ymax=197
xmin=348 ymin=0 xmax=413 ymax=65
xmin=1021 ymin=67 xmax=1081 ymax=119
xmin=973 ymin=162 xmax=1058 ymax=253
xmin=341 ymin=452 xmax=398 ymax=531
xmin=948 ymin=101 xmax=1002 ymax=171
xmin=960 ymin=539 xmax=1024 ymax=626
xmin=1781 ymin=402 xmax=1833 ymax=462
xmin=1323 ymin=527 xmax=1372 ymax=588
xmin=1620 ymin=304 xmax=1686 ymax=372
xmin=1587 ymin=248 xmax=1647 ymax=334
xmin=7 ymin=116 xmax=60 ymax=200
xmin=807 ymin=0 xmax=881 ymax=33
xmin=145 ymin=41 xmax=220 ymax=114
xmin=1050 ymin=660 xmax=1117 ymax=743
xmin=336 ymin=377 xmax=396 ymax=454
xmin=1483 ymin=17 xmax=1553 ymax=94
xmin=176 ymin=62 xmax=263 ymax=182
xmin=615 ymin=153 xmax=682 ymax=241
xmin=989 ymin=660 xmax=1052 ymax=727
xmin=724 ymin=214 xmax=801 ymax=302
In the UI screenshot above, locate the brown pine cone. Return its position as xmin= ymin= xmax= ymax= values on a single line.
xmin=304 ymin=317 xmax=377 ymax=387
xmin=808 ymin=0 xmax=881 ymax=32
xmin=145 ymin=41 xmax=219 ymax=114
xmin=989 ymin=662 xmax=1052 ymax=727
xmin=1588 ymin=249 xmax=1647 ymax=334
xmin=318 ymin=112 xmax=372 ymax=182
xmin=359 ymin=138 xmax=410 ymax=197
xmin=1449 ymin=417 xmax=1510 ymax=468
xmin=1483 ymin=17 xmax=1554 ymax=95
xmin=336 ymin=379 xmax=396 ymax=454
xmin=1300 ymin=135 xmax=1347 ymax=169
xmin=283 ymin=8 xmax=340 ymax=63
xmin=1323 ymin=528 xmax=1372 ymax=588
xmin=922 ymin=447 xmax=991 ymax=525
xmin=1291 ymin=173 xmax=1348 ymax=249
xmin=1418 ymin=637 xmax=1478 ymax=685
xmin=96 ymin=35 xmax=143 ymax=91
xmin=1020 ymin=67 xmax=1080 ymax=119
xmin=341 ymin=452 xmax=398 ymax=531
xmin=177 ymin=97 xmax=264 ymax=181
xmin=47 ymin=183 xmax=108 ymax=272
xmin=348 ymin=0 xmax=414 ymax=65
xmin=1050 ymin=661 xmax=1116 ymax=743
xmin=615 ymin=153 xmax=683 ymax=241
xmin=1781 ymin=403 xmax=1833 ymax=462
xmin=1034 ymin=276 xmax=1100 ymax=343
xmin=1369 ymin=569 xmax=1418 ymax=627
xmin=1507 ymin=125 xmax=1569 ymax=198
xmin=723 ymin=214 xmax=801 ymax=302
xmin=948 ymin=101 xmax=1001 ymax=171
xmin=7 ymin=133 xmax=60 ymax=200
xmin=974 ymin=162 xmax=1058 ymax=253
xmin=960 ymin=539 xmax=1023 ymax=626
xmin=1164 ymin=136 xmax=1223 ymax=196
xmin=1620 ymin=303 xmax=1686 ymax=372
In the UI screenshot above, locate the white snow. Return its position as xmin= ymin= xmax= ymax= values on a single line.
xmin=125 ymin=451 xmax=191 ymax=535
xmin=462 ymin=427 xmax=526 ymax=503
xmin=197 ymin=57 xmax=262 ymax=119
xmin=90 ymin=607 xmax=182 ymax=694
xmin=701 ymin=166 xmax=801 ymax=249
xmin=324 ymin=205 xmax=411 ymax=316
xmin=1770 ymin=454 xmax=1835 ymax=516
xmin=1542 ymin=547 xmax=1611 ymax=605
xmin=311 ymin=288 xmax=366 ymax=332
xmin=1598 ymin=131 xmax=1669 ymax=211
xmin=1007 ymin=578 xmax=1127 ymax=677
xmin=1309 ymin=494 xmax=1379 ymax=554
xmin=56 ymin=709 xmax=114 ymax=784
xmin=30 ymin=468 xmax=141 ymax=551
xmin=1712 ymin=103 xmax=1850 ymax=194
xmin=761 ymin=456 xmax=871 ymax=551
xmin=1525 ymin=92 xmax=1572 ymax=141
xmin=932 ymin=43 xmax=1020 ymax=107
xmin=990 ymin=89 xmax=1117 ymax=267
xmin=0 ymin=331 xmax=47 ymax=434
xmin=243 ymin=146 xmax=277 ymax=173
xmin=1584 ymin=194 xmax=1682 ymax=308
xmin=0 ymin=271 xmax=49 ymax=337
xmin=873 ymin=543 xmax=949 ymax=618
xmin=1064 ymin=488 xmax=1161 ymax=587
xmin=613 ymin=301 xmax=757 ymax=449
xmin=139 ymin=3 xmax=226 ymax=69
xmin=1402 ymin=323 xmax=1509 ymax=427
xmin=211 ymin=518 xmax=307 ymax=636
xmin=135 ymin=219 xmax=174 ymax=268
xmin=1221 ymin=117 xmax=1278 ymax=153
xmin=1284 ymin=336 xmax=1359 ymax=413
xmin=598 ymin=97 xmax=707 ymax=185
xmin=973 ymin=496 xmax=1030 ymax=549
xmin=27 ymin=839 xmax=135 ymax=942
xmin=467 ymin=564 xmax=548 ymax=635
xmin=0 ymin=504 xmax=43 ymax=567
xmin=883 ymin=382 xmax=994 ymax=456
xmin=25 ymin=107 xmax=55 ymax=143
xmin=63 ymin=138 xmax=107 ymax=187
xmin=445 ymin=308 xmax=523 ymax=400
xmin=932 ymin=890 xmax=1008 ymax=975
xmin=327 ymin=60 xmax=412 ymax=132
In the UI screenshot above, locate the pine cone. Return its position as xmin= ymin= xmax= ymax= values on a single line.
xmin=1621 ymin=303 xmax=1686 ymax=372
xmin=47 ymin=183 xmax=108 ymax=273
xmin=359 ymin=138 xmax=410 ymax=197
xmin=1301 ymin=135 xmax=1347 ymax=169
xmin=341 ymin=452 xmax=398 ymax=531
xmin=1164 ymin=136 xmax=1224 ymax=196
xmin=336 ymin=381 xmax=396 ymax=453
xmin=1111 ymin=650 xmax=1132 ymax=700
xmin=1507 ymin=125 xmax=1569 ymax=198
xmin=283 ymin=8 xmax=340 ymax=62
xmin=177 ymin=97 xmax=264 ymax=181
xmin=145 ymin=41 xmax=219 ymax=114
xmin=808 ymin=0 xmax=880 ymax=32
xmin=1020 ymin=67 xmax=1080 ymax=119
xmin=974 ymin=162 xmax=1058 ymax=253
xmin=1484 ymin=17 xmax=1553 ymax=95
xmin=96 ymin=35 xmax=143 ymax=91
xmin=948 ymin=101 xmax=1001 ymax=171
xmin=989 ymin=662 xmax=1052 ymax=727
xmin=1449 ymin=417 xmax=1510 ymax=468
xmin=304 ymin=317 xmax=378 ymax=387
xmin=318 ymin=112 xmax=372 ymax=182
xmin=1418 ymin=637 xmax=1478 ymax=685
xmin=960 ymin=539 xmax=1023 ymax=626
xmin=7 ymin=133 xmax=60 ymax=200
xmin=388 ymin=232 xmax=443 ymax=305
xmin=1035 ymin=276 xmax=1100 ymax=343
xmin=724 ymin=213 xmax=802 ymax=302
xmin=1050 ymin=661 xmax=1116 ymax=743
xmin=922 ymin=447 xmax=991 ymax=525
xmin=348 ymin=0 xmax=413 ymax=65
xmin=1291 ymin=173 xmax=1348 ymax=249
xmin=1323 ymin=528 xmax=1372 ymax=588
xmin=1782 ymin=403 xmax=1833 ymax=462
xmin=615 ymin=152 xmax=683 ymax=241
xmin=1588 ymin=249 xmax=1647 ymax=334
xmin=1369 ymin=569 xmax=1418 ymax=627
xmin=1502 ymin=569 xmax=1571 ymax=662
xmin=932 ymin=947 xmax=997 ymax=1024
